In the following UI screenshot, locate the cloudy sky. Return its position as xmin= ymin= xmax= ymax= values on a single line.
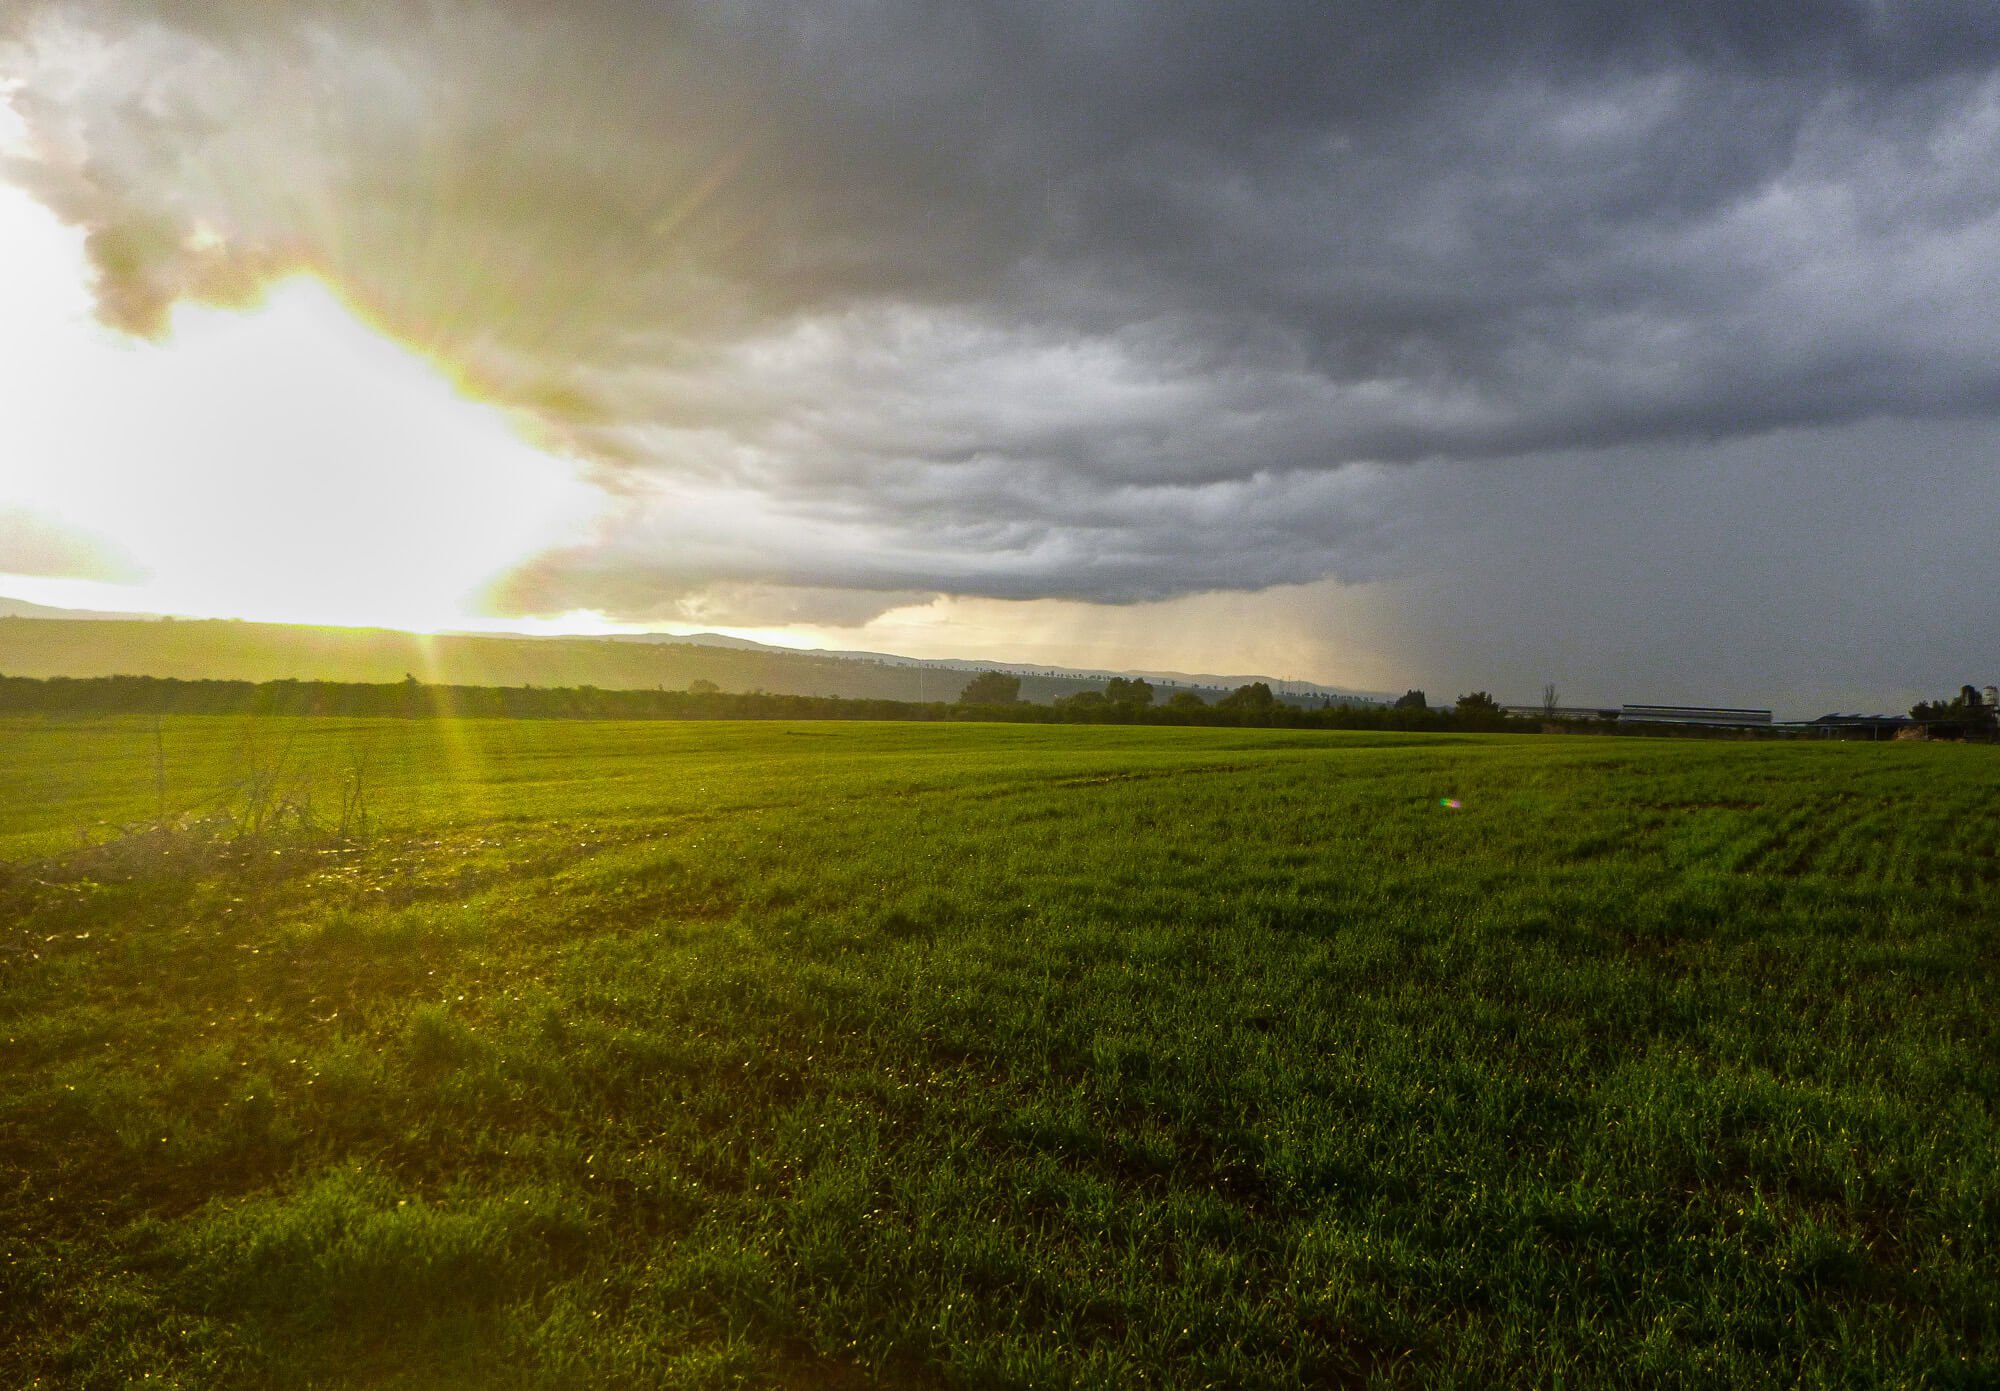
xmin=3 ymin=2 xmax=1999 ymax=711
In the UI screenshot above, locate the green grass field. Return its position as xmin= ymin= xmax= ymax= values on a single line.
xmin=2 ymin=716 xmax=1995 ymax=1388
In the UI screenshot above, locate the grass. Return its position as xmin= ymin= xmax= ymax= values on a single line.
xmin=1 ymin=715 xmax=1996 ymax=1388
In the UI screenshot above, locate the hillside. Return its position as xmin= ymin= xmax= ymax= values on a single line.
xmin=0 ymin=614 xmax=1386 ymax=707
xmin=0 ymin=617 xmax=1200 ymax=705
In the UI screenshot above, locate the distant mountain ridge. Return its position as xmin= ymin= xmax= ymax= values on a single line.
xmin=0 ymin=598 xmax=1389 ymax=707
xmin=0 ymin=596 xmax=153 ymax=622
xmin=606 ymin=630 xmax=1388 ymax=704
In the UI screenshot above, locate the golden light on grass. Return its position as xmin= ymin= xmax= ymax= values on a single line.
xmin=0 ymin=184 xmax=606 ymax=632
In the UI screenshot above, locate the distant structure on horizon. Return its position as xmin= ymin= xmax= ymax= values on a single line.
xmin=1617 ymin=704 xmax=1774 ymax=729
xmin=1502 ymin=686 xmax=2000 ymax=739
xmin=1500 ymin=702 xmax=1777 ymax=728
xmin=1802 ymin=713 xmax=1912 ymax=740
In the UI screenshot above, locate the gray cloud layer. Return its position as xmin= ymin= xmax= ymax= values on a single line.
xmin=6 ymin=1 xmax=2000 ymax=637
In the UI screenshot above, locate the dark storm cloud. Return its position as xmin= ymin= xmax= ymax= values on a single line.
xmin=1323 ymin=417 xmax=2000 ymax=713
xmin=6 ymin=0 xmax=2000 ymax=619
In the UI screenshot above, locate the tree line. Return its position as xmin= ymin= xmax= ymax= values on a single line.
xmin=1907 ymin=685 xmax=1999 ymax=739
xmin=0 ymin=672 xmax=1538 ymax=733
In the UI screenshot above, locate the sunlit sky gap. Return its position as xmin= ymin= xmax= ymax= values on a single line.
xmin=0 ymin=184 xmax=608 ymax=632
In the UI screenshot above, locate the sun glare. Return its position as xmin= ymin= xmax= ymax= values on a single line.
xmin=0 ymin=183 xmax=605 ymax=631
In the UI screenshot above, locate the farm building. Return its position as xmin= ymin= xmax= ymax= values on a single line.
xmin=1618 ymin=704 xmax=1773 ymax=729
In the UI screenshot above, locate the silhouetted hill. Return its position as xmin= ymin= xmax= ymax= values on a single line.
xmin=0 ymin=617 xmax=1182 ymax=704
xmin=0 ymin=597 xmax=152 ymax=621
xmin=0 ymin=603 xmax=1396 ymax=706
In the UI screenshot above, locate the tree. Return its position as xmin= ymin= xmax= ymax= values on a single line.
xmin=958 ymin=670 xmax=1021 ymax=705
xmin=1103 ymin=676 xmax=1155 ymax=706
xmin=1911 ymin=685 xmax=1997 ymax=735
xmin=1054 ymin=690 xmax=1109 ymax=717
xmin=1217 ymin=681 xmax=1277 ymax=715
xmin=687 ymin=679 xmax=719 ymax=695
xmin=1455 ymin=690 xmax=1505 ymax=728
xmin=1392 ymin=689 xmax=1429 ymax=710
xmin=1541 ymin=682 xmax=1560 ymax=720
xmin=1165 ymin=690 xmax=1207 ymax=713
